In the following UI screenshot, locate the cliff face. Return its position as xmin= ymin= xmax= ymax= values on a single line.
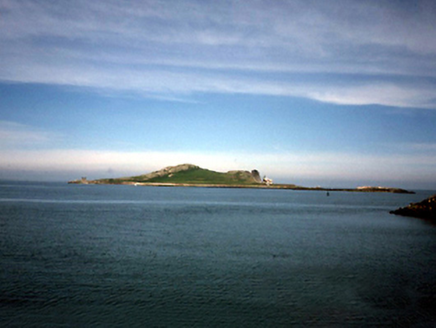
xmin=390 ymin=195 xmax=436 ymax=221
xmin=251 ymin=170 xmax=262 ymax=183
xmin=226 ymin=170 xmax=261 ymax=184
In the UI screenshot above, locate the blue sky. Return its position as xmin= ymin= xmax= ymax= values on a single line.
xmin=1 ymin=0 xmax=436 ymax=188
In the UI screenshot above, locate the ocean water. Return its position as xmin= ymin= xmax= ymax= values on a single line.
xmin=1 ymin=182 xmax=436 ymax=327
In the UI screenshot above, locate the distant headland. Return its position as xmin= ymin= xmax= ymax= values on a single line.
xmin=68 ymin=163 xmax=414 ymax=194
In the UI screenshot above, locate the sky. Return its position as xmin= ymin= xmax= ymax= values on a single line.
xmin=1 ymin=0 xmax=436 ymax=189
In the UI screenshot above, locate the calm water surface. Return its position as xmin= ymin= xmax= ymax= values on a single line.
xmin=1 ymin=182 xmax=436 ymax=327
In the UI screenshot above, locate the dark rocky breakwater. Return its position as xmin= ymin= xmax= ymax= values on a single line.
xmin=390 ymin=195 xmax=436 ymax=221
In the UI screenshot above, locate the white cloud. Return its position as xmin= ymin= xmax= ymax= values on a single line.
xmin=400 ymin=142 xmax=436 ymax=152
xmin=2 ymin=60 xmax=435 ymax=109
xmin=1 ymin=0 xmax=436 ymax=109
xmin=0 ymin=121 xmax=57 ymax=147
xmin=307 ymin=83 xmax=436 ymax=108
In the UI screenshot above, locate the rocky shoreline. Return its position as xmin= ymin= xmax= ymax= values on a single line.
xmin=390 ymin=195 xmax=436 ymax=221
xmin=69 ymin=179 xmax=414 ymax=194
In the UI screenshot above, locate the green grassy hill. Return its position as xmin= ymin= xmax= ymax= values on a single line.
xmin=71 ymin=164 xmax=415 ymax=194
xmin=98 ymin=164 xmax=262 ymax=185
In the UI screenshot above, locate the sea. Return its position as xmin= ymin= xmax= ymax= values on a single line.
xmin=1 ymin=181 xmax=436 ymax=327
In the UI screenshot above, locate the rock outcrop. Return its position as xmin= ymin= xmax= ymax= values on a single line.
xmin=226 ymin=170 xmax=261 ymax=184
xmin=139 ymin=164 xmax=199 ymax=180
xmin=251 ymin=170 xmax=262 ymax=183
xmin=390 ymin=195 xmax=436 ymax=221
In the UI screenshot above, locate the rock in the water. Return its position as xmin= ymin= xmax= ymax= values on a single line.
xmin=390 ymin=195 xmax=436 ymax=221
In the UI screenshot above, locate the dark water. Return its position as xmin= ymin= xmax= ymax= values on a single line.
xmin=1 ymin=182 xmax=436 ymax=327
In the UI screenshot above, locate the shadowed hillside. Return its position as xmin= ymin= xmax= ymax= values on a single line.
xmin=95 ymin=164 xmax=262 ymax=185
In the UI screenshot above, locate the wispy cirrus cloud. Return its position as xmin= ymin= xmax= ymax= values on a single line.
xmin=399 ymin=142 xmax=436 ymax=152
xmin=3 ymin=62 xmax=435 ymax=108
xmin=1 ymin=0 xmax=436 ymax=109
xmin=0 ymin=121 xmax=58 ymax=148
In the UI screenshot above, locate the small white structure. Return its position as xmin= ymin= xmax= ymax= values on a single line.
xmin=263 ymin=176 xmax=273 ymax=185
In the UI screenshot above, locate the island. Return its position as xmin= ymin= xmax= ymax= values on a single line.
xmin=68 ymin=163 xmax=414 ymax=194
xmin=390 ymin=195 xmax=436 ymax=221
